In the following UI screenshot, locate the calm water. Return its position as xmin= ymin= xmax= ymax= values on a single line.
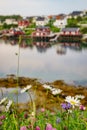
xmin=0 ymin=39 xmax=87 ymax=85
xmin=0 ymin=87 xmax=34 ymax=103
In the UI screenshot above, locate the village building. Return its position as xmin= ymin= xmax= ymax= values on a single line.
xmin=4 ymin=18 xmax=17 ymax=25
xmin=68 ymin=11 xmax=85 ymax=19
xmin=53 ymin=15 xmax=67 ymax=29
xmin=59 ymin=28 xmax=82 ymax=42
xmin=9 ymin=28 xmax=24 ymax=36
xmin=35 ymin=16 xmax=49 ymax=26
xmin=32 ymin=26 xmax=51 ymax=41
xmin=18 ymin=19 xmax=29 ymax=29
xmin=61 ymin=28 xmax=81 ymax=35
xmin=32 ymin=26 xmax=50 ymax=37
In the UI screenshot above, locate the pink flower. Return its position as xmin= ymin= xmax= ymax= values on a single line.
xmin=35 ymin=126 xmax=40 ymax=130
xmin=0 ymin=121 xmax=3 ymax=126
xmin=45 ymin=124 xmax=56 ymax=130
xmin=46 ymin=124 xmax=53 ymax=130
xmin=20 ymin=126 xmax=27 ymax=130
xmin=0 ymin=115 xmax=6 ymax=120
xmin=79 ymin=105 xmax=86 ymax=111
xmin=41 ymin=108 xmax=45 ymax=112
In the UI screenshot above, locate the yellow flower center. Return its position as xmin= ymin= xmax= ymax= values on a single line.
xmin=70 ymin=100 xmax=76 ymax=105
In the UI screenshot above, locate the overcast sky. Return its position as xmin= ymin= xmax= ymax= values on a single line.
xmin=0 ymin=0 xmax=87 ymax=16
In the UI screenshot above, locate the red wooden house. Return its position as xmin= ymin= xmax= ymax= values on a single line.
xmin=32 ymin=27 xmax=50 ymax=37
xmin=59 ymin=28 xmax=82 ymax=42
xmin=18 ymin=20 xmax=29 ymax=29
xmin=9 ymin=28 xmax=24 ymax=36
xmin=61 ymin=28 xmax=81 ymax=36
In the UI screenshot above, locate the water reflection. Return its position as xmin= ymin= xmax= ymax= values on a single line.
xmin=0 ymin=87 xmax=34 ymax=103
xmin=1 ymin=38 xmax=84 ymax=54
xmin=62 ymin=42 xmax=82 ymax=51
xmin=34 ymin=42 xmax=52 ymax=53
xmin=0 ymin=39 xmax=87 ymax=84
xmin=56 ymin=45 xmax=66 ymax=55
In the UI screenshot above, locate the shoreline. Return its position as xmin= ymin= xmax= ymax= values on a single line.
xmin=0 ymin=33 xmax=87 ymax=43
xmin=0 ymin=75 xmax=87 ymax=88
xmin=0 ymin=76 xmax=87 ymax=111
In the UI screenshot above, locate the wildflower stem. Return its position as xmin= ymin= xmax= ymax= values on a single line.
xmin=28 ymin=90 xmax=33 ymax=111
xmin=67 ymin=113 xmax=69 ymax=130
xmin=16 ymin=36 xmax=22 ymax=105
xmin=0 ymin=88 xmax=3 ymax=98
xmin=16 ymin=35 xmax=22 ymax=130
xmin=17 ymin=40 xmax=20 ymax=87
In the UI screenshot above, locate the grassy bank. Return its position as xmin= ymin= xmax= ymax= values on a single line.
xmin=0 ymin=77 xmax=87 ymax=130
xmin=0 ymin=77 xmax=87 ymax=111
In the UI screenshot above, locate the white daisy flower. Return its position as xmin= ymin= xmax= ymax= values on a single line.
xmin=21 ymin=85 xmax=32 ymax=93
xmin=75 ymin=95 xmax=85 ymax=99
xmin=51 ymin=89 xmax=62 ymax=95
xmin=43 ymin=84 xmax=63 ymax=95
xmin=65 ymin=96 xmax=81 ymax=108
xmin=43 ymin=84 xmax=52 ymax=90
xmin=0 ymin=97 xmax=7 ymax=105
xmin=5 ymin=100 xmax=12 ymax=112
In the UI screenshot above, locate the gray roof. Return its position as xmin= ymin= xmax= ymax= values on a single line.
xmin=36 ymin=17 xmax=45 ymax=21
xmin=61 ymin=28 xmax=79 ymax=32
xmin=70 ymin=11 xmax=83 ymax=16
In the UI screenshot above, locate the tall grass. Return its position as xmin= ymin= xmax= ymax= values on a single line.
xmin=0 ymin=104 xmax=87 ymax=130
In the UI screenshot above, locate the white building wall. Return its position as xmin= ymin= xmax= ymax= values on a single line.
xmin=53 ymin=18 xmax=67 ymax=28
xmin=36 ymin=21 xmax=45 ymax=26
xmin=36 ymin=18 xmax=49 ymax=26
xmin=4 ymin=19 xmax=17 ymax=25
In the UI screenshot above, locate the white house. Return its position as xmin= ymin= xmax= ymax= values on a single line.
xmin=68 ymin=11 xmax=85 ymax=19
xmin=53 ymin=17 xmax=67 ymax=29
xmin=4 ymin=19 xmax=17 ymax=25
xmin=35 ymin=16 xmax=49 ymax=26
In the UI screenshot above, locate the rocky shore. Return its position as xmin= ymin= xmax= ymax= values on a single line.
xmin=0 ymin=76 xmax=87 ymax=111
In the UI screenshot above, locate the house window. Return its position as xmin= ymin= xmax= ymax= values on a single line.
xmin=36 ymin=32 xmax=39 ymax=36
xmin=43 ymin=33 xmax=45 ymax=36
xmin=41 ymin=33 xmax=43 ymax=36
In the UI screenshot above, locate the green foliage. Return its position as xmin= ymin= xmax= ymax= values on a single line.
xmin=66 ymin=18 xmax=79 ymax=27
xmin=67 ymin=16 xmax=87 ymax=27
xmin=29 ymin=23 xmax=36 ymax=28
xmin=0 ymin=25 xmax=3 ymax=30
xmin=80 ymin=27 xmax=87 ymax=34
xmin=24 ymin=23 xmax=36 ymax=35
xmin=24 ymin=29 xmax=34 ymax=35
xmin=46 ymin=19 xmax=60 ymax=32
xmin=0 ymin=108 xmax=87 ymax=130
xmin=76 ymin=16 xmax=82 ymax=22
xmin=2 ymin=23 xmax=18 ymax=29
xmin=46 ymin=19 xmax=55 ymax=27
xmin=0 ymin=15 xmax=22 ymax=22
xmin=50 ymin=25 xmax=60 ymax=32
xmin=83 ymin=16 xmax=87 ymax=21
